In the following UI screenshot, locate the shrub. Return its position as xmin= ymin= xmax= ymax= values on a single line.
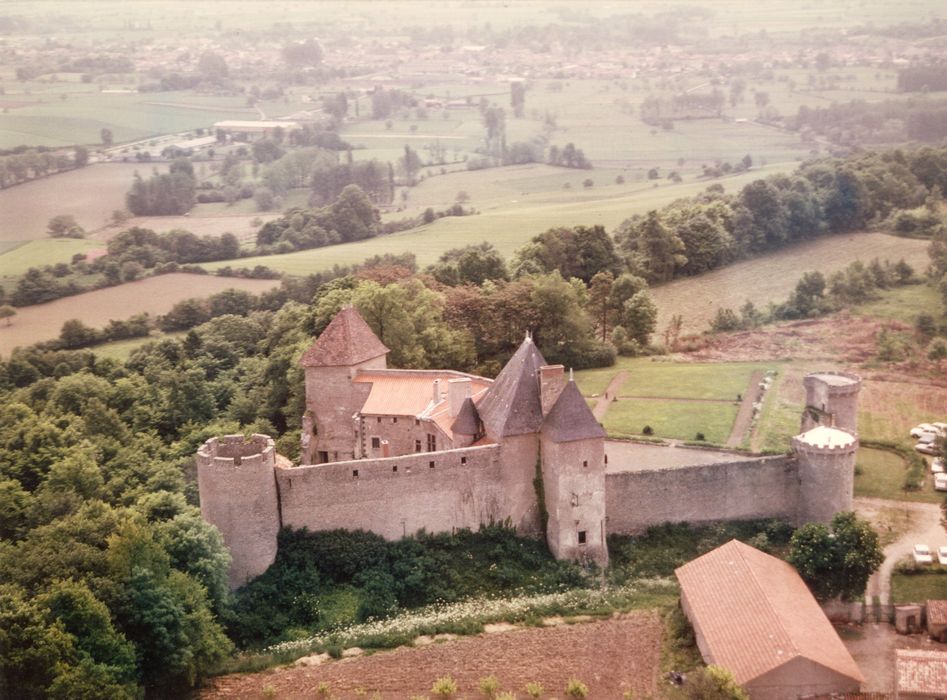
xmin=642 ymin=425 xmax=654 ymax=436
xmin=566 ymin=678 xmax=589 ymax=698
xmin=480 ymin=676 xmax=500 ymax=697
xmin=525 ymin=682 xmax=544 ymax=698
xmin=432 ymin=676 xmax=459 ymax=697
xmin=695 ymin=432 xmax=706 ymax=442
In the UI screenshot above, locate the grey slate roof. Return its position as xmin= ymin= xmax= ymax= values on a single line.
xmin=477 ymin=337 xmax=547 ymax=439
xmin=451 ymin=397 xmax=482 ymax=436
xmin=542 ymin=380 xmax=606 ymax=443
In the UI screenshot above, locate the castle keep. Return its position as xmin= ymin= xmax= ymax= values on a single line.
xmin=198 ymin=307 xmax=861 ymax=589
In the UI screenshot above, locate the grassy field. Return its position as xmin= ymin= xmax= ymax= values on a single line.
xmin=202 ymin=163 xmax=793 ymax=275
xmin=90 ymin=331 xmax=187 ymax=361
xmin=853 ymin=283 xmax=945 ymax=324
xmin=891 ymin=571 xmax=947 ymax=605
xmin=859 ymin=380 xmax=947 ymax=445
xmin=603 ymin=398 xmax=739 ymax=444
xmin=574 ymin=357 xmax=771 ymax=400
xmin=854 ymin=447 xmax=942 ymax=504
xmin=574 ymin=358 xmax=774 ymax=445
xmin=649 ymin=233 xmax=932 ymax=335
xmin=0 ymin=273 xmax=279 ymax=356
xmin=0 ymin=238 xmax=104 ymax=292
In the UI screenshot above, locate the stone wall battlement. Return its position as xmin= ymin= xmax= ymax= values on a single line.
xmin=803 ymin=371 xmax=862 ymax=395
xmin=198 ymin=433 xmax=275 ymax=468
xmin=791 ymin=430 xmax=859 ymax=456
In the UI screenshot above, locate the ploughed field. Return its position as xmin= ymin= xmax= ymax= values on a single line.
xmin=0 ymin=273 xmax=279 ymax=355
xmin=202 ymin=612 xmax=663 ymax=699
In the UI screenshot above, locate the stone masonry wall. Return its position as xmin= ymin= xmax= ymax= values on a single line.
xmin=276 ymin=444 xmax=509 ymax=540
xmin=604 ymin=455 xmax=798 ymax=534
xmin=197 ymin=434 xmax=284 ymax=589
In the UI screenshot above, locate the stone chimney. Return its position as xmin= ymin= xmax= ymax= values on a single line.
xmin=448 ymin=377 xmax=472 ymax=417
xmin=539 ymin=364 xmax=566 ymax=416
xmin=432 ymin=379 xmax=441 ymax=404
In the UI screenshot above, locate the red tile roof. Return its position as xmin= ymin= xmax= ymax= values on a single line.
xmin=353 ymin=370 xmax=491 ymax=437
xmin=675 ymin=540 xmax=863 ymax=688
xmin=300 ymin=306 xmax=389 ymax=367
xmin=928 ymin=600 xmax=947 ymax=626
xmin=896 ymin=649 xmax=947 ymax=696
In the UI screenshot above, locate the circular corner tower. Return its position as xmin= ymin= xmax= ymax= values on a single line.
xmin=197 ymin=434 xmax=281 ymax=589
xmin=792 ymin=425 xmax=858 ymax=525
xmin=802 ymin=371 xmax=861 ymax=433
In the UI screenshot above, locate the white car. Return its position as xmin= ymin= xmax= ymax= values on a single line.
xmin=918 ymin=432 xmax=938 ymax=445
xmin=934 ymin=422 xmax=947 ymax=432
xmin=933 ymin=458 xmax=946 ymax=474
xmin=917 ymin=443 xmax=939 ymax=455
xmin=914 ymin=544 xmax=934 ymax=565
xmin=935 ymin=473 xmax=947 ymax=492
xmin=912 ymin=424 xmax=938 ymax=438
xmin=939 ymin=547 xmax=947 ymax=566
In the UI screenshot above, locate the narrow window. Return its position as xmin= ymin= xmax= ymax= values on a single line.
xmin=578 ymin=530 xmax=587 ymax=545
xmin=392 ymin=465 xmax=398 ymax=473
xmin=461 ymin=456 xmax=467 ymax=465
xmin=582 ymin=460 xmax=588 ymax=468
xmin=352 ymin=469 xmax=359 ymax=478
xmin=318 ymin=451 xmax=328 ymax=463
xmin=371 ymin=437 xmax=380 ymax=448
xmin=604 ymin=454 xmax=608 ymax=465
xmin=415 ymin=439 xmax=422 ymax=452
xmin=429 ymin=461 xmax=435 ymax=469
xmin=393 ymin=417 xmax=398 ymax=423
xmin=415 ymin=418 xmax=420 ymax=426
xmin=406 ymin=466 xmax=411 ymax=474
xmin=377 ymin=417 xmax=381 ymax=423
xmin=427 ymin=434 xmax=436 ymax=451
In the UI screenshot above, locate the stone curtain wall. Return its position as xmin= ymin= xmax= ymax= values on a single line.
xmin=276 ymin=444 xmax=508 ymax=539
xmin=604 ymin=456 xmax=798 ymax=534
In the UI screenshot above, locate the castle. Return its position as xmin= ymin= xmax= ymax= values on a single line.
xmin=198 ymin=307 xmax=861 ymax=589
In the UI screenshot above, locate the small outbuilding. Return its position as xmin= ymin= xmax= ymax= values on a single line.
xmin=675 ymin=539 xmax=863 ymax=700
xmin=896 ymin=649 xmax=947 ymax=699
xmin=927 ymin=601 xmax=947 ymax=642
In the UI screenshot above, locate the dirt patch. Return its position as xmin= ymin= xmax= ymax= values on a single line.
xmin=0 ymin=273 xmax=280 ymax=356
xmin=202 ymin=612 xmax=664 ymax=699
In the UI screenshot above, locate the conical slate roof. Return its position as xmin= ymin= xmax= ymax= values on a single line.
xmin=542 ymin=380 xmax=606 ymax=443
xmin=477 ymin=337 xmax=547 ymax=439
xmin=451 ymin=397 xmax=482 ymax=436
xmin=300 ymin=306 xmax=389 ymax=368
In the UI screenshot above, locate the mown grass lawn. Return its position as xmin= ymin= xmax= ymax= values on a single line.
xmin=602 ymin=397 xmax=739 ymax=445
xmin=854 ymin=447 xmax=942 ymax=504
xmin=574 ymin=357 xmax=771 ymax=400
xmin=891 ymin=571 xmax=947 ymax=604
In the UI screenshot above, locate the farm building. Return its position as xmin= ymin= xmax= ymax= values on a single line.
xmin=212 ymin=120 xmax=301 ymax=139
xmin=927 ymin=600 xmax=947 ymax=642
xmin=675 ymin=539 xmax=863 ymax=700
xmin=896 ymin=649 xmax=947 ymax=699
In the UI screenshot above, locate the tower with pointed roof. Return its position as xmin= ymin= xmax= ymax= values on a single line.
xmin=300 ymin=306 xmax=390 ymax=464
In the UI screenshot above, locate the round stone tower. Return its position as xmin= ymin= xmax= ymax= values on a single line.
xmin=792 ymin=425 xmax=858 ymax=525
xmin=197 ymin=434 xmax=284 ymax=589
xmin=802 ymin=371 xmax=861 ymax=433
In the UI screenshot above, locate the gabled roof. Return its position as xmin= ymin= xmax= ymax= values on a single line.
xmin=897 ymin=650 xmax=947 ymax=696
xmin=476 ymin=337 xmax=547 ymax=439
xmin=542 ymin=380 xmax=605 ymax=443
xmin=451 ymin=397 xmax=482 ymax=436
xmin=300 ymin=306 xmax=389 ymax=367
xmin=675 ymin=539 xmax=863 ymax=688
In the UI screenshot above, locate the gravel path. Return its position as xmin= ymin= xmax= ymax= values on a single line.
xmin=726 ymin=369 xmax=765 ymax=448
xmin=592 ymin=370 xmax=628 ymax=421
xmin=859 ymin=497 xmax=943 ymax=605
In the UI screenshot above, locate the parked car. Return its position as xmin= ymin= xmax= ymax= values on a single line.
xmin=917 ymin=443 xmax=939 ymax=455
xmin=918 ymin=432 xmax=938 ymax=445
xmin=914 ymin=544 xmax=934 ymax=565
xmin=933 ymin=422 xmax=947 ymax=432
xmin=936 ymin=473 xmax=947 ymax=492
xmin=939 ymin=547 xmax=947 ymax=566
xmin=933 ymin=458 xmax=946 ymax=474
xmin=911 ymin=424 xmax=938 ymax=438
